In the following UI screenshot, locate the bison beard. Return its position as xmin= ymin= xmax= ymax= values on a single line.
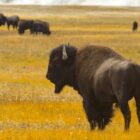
xmin=47 ymin=44 xmax=140 ymax=130
xmin=54 ymin=82 xmax=64 ymax=93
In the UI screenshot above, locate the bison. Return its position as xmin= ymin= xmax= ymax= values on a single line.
xmin=32 ymin=20 xmax=51 ymax=35
xmin=132 ymin=21 xmax=138 ymax=31
xmin=6 ymin=15 xmax=20 ymax=30
xmin=0 ymin=13 xmax=7 ymax=26
xmin=46 ymin=44 xmax=140 ymax=130
xmin=18 ymin=19 xmax=34 ymax=34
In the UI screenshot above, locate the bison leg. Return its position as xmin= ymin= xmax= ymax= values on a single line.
xmin=134 ymin=98 xmax=140 ymax=123
xmin=83 ymin=100 xmax=96 ymax=130
xmin=97 ymin=118 xmax=107 ymax=130
xmin=90 ymin=120 xmax=96 ymax=130
xmin=15 ymin=25 xmax=18 ymax=29
xmin=7 ymin=24 xmax=10 ymax=30
xmin=98 ymin=119 xmax=105 ymax=130
xmin=13 ymin=25 xmax=15 ymax=29
xmin=15 ymin=23 xmax=18 ymax=29
xmin=119 ymin=102 xmax=131 ymax=130
xmin=97 ymin=103 xmax=113 ymax=130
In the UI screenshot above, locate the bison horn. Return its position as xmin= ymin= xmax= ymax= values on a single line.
xmin=62 ymin=45 xmax=68 ymax=60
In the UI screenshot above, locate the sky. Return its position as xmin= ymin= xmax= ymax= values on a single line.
xmin=0 ymin=0 xmax=140 ymax=7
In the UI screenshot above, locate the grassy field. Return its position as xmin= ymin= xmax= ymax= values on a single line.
xmin=0 ymin=5 xmax=140 ymax=140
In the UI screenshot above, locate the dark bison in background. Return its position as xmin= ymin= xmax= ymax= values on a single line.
xmin=18 ymin=19 xmax=34 ymax=34
xmin=32 ymin=20 xmax=51 ymax=35
xmin=0 ymin=13 xmax=7 ymax=26
xmin=6 ymin=15 xmax=20 ymax=30
xmin=46 ymin=44 xmax=140 ymax=130
xmin=132 ymin=21 xmax=138 ymax=31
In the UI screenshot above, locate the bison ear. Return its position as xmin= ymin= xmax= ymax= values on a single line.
xmin=62 ymin=45 xmax=68 ymax=60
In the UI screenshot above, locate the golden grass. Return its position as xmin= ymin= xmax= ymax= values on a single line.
xmin=0 ymin=5 xmax=140 ymax=140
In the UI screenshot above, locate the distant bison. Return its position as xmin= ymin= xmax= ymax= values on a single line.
xmin=18 ymin=19 xmax=34 ymax=34
xmin=0 ymin=13 xmax=7 ymax=26
xmin=132 ymin=21 xmax=138 ymax=31
xmin=32 ymin=20 xmax=51 ymax=35
xmin=6 ymin=15 xmax=20 ymax=30
xmin=46 ymin=44 xmax=140 ymax=130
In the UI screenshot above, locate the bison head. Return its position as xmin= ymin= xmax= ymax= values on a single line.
xmin=47 ymin=30 xmax=51 ymax=35
xmin=44 ymin=29 xmax=51 ymax=35
xmin=18 ymin=28 xmax=25 ymax=34
xmin=0 ymin=14 xmax=7 ymax=26
xmin=46 ymin=44 xmax=77 ymax=93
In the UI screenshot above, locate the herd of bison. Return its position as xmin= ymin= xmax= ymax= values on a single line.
xmin=0 ymin=13 xmax=139 ymax=35
xmin=1 ymin=12 xmax=140 ymax=131
xmin=0 ymin=13 xmax=51 ymax=35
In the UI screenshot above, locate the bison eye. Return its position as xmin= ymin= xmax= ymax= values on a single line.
xmin=52 ymin=56 xmax=58 ymax=62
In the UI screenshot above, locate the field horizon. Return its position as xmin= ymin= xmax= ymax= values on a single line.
xmin=0 ymin=5 xmax=140 ymax=139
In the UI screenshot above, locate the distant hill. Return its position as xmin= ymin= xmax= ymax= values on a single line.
xmin=0 ymin=0 xmax=140 ymax=7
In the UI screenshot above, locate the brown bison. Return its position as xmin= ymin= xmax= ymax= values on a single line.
xmin=46 ymin=44 xmax=140 ymax=130
xmin=0 ymin=13 xmax=7 ymax=26
xmin=32 ymin=20 xmax=51 ymax=35
xmin=132 ymin=21 xmax=138 ymax=31
xmin=18 ymin=19 xmax=34 ymax=34
xmin=6 ymin=15 xmax=20 ymax=30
